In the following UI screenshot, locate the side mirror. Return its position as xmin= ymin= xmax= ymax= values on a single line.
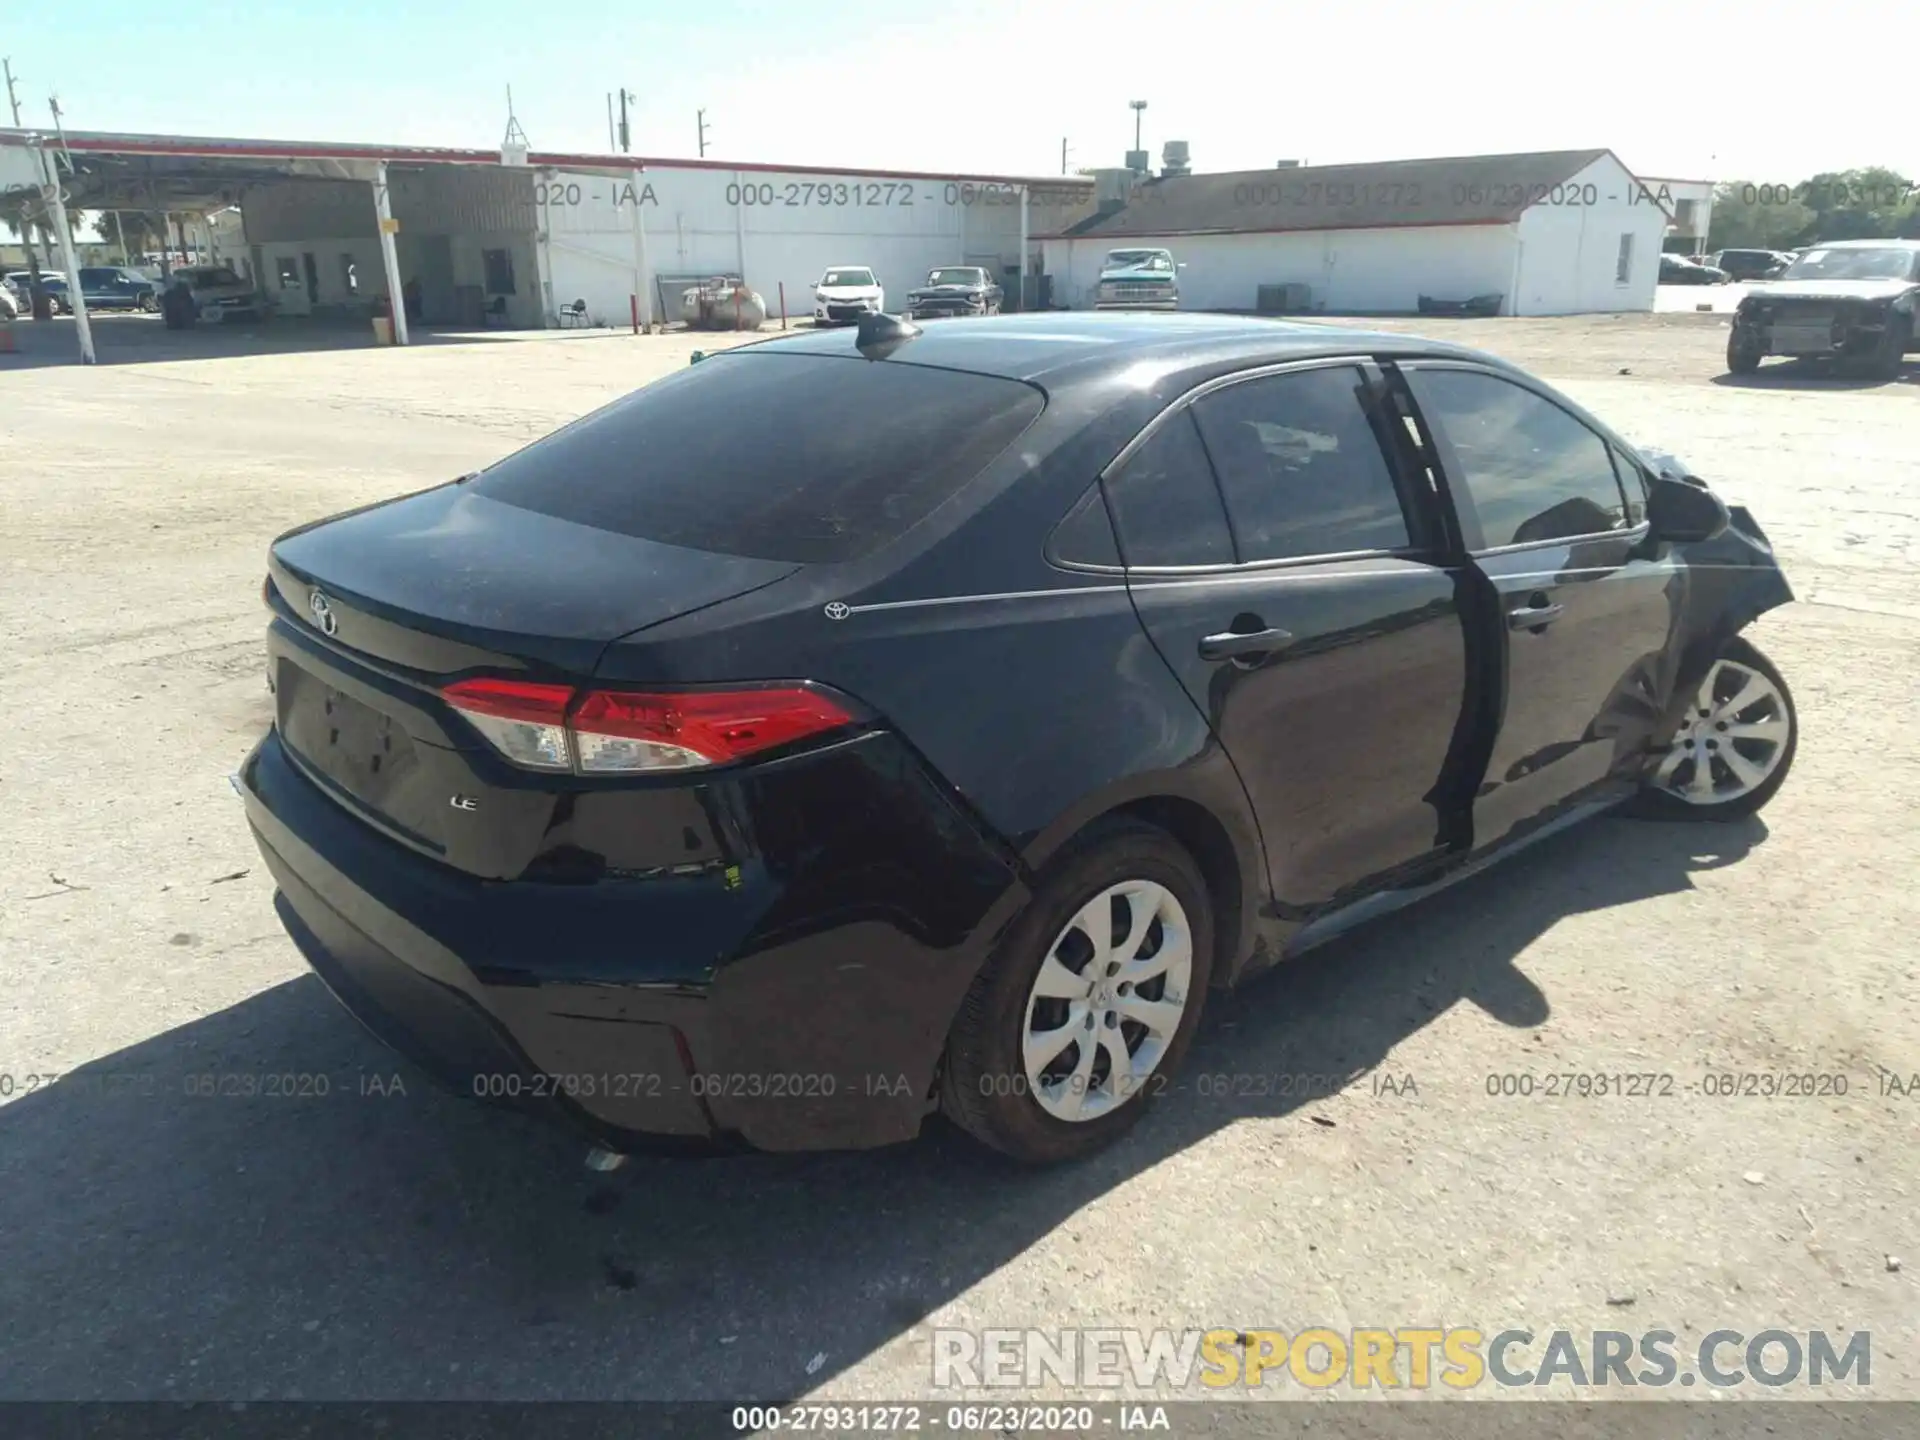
xmin=1646 ymin=475 xmax=1729 ymax=544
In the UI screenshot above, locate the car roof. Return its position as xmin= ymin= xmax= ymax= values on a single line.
xmin=731 ymin=311 xmax=1507 ymax=386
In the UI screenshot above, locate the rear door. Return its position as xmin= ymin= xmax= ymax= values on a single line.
xmin=1397 ymin=362 xmax=1683 ymax=851
xmin=1109 ymin=358 xmax=1476 ymax=918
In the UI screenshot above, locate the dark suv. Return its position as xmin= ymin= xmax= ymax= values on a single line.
xmin=1707 ymin=249 xmax=1790 ymax=283
xmin=1727 ymin=240 xmax=1920 ymax=377
xmin=78 ymin=267 xmax=159 ymax=312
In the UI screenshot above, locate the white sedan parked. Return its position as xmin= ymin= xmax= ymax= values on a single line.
xmin=814 ymin=266 xmax=885 ymax=325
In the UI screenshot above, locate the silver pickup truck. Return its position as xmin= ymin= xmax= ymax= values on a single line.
xmin=1093 ymin=248 xmax=1181 ymax=310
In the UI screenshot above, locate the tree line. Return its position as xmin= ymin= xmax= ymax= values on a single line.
xmin=1706 ymin=167 xmax=1918 ymax=250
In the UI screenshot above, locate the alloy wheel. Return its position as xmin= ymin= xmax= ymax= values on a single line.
xmin=1020 ymin=880 xmax=1194 ymax=1122
xmin=1652 ymin=657 xmax=1792 ymax=805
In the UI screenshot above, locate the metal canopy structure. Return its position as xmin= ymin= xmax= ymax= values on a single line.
xmin=0 ymin=126 xmax=660 ymax=363
xmin=6 ymin=127 xmax=656 ymax=206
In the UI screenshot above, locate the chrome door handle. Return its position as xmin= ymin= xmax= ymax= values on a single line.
xmin=1508 ymin=601 xmax=1565 ymax=631
xmin=1199 ymin=627 xmax=1295 ymax=661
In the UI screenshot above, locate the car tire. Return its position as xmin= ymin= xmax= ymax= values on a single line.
xmin=939 ymin=817 xmax=1214 ymax=1164
xmin=1726 ymin=331 xmax=1763 ymax=374
xmin=1869 ymin=314 xmax=1910 ymax=381
xmin=1626 ymin=636 xmax=1797 ymax=822
xmin=138 ymin=293 xmax=157 ymax=313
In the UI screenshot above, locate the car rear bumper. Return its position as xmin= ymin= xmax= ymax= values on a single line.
xmin=1093 ymin=299 xmax=1179 ymax=311
xmin=240 ymin=724 xmax=1025 ymax=1153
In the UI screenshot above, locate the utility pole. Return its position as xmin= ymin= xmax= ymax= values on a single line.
xmin=1130 ymin=100 xmax=1147 ymax=154
xmin=697 ymin=108 xmax=709 ymax=158
xmin=4 ymin=57 xmax=50 ymax=317
xmin=606 ymin=93 xmax=616 ymax=151
xmin=41 ymin=94 xmax=95 ymax=363
xmin=1061 ymin=137 xmax=1070 ymax=176
xmin=617 ymin=89 xmax=634 ymax=153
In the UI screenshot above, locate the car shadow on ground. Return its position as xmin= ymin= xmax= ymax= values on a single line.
xmin=1710 ymin=358 xmax=1919 ymax=391
xmin=0 ymin=813 xmax=1764 ymax=1403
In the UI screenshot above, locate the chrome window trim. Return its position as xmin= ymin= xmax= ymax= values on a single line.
xmin=1123 ymin=545 xmax=1411 ymax=579
xmin=1467 ymin=521 xmax=1651 ymax=560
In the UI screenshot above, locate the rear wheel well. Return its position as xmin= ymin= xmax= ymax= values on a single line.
xmin=1108 ymin=796 xmax=1245 ymax=988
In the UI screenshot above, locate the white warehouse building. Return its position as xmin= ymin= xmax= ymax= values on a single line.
xmin=1042 ymin=149 xmax=1671 ymax=317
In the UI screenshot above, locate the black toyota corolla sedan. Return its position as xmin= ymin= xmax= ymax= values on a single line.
xmin=240 ymin=312 xmax=1798 ymax=1165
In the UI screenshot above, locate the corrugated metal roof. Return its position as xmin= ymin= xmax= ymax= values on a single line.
xmin=1041 ymin=150 xmax=1627 ymax=239
xmin=0 ymin=126 xmax=1093 ymax=189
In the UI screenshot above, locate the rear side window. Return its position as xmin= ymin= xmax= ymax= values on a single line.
xmin=467 ymin=353 xmax=1044 ymax=563
xmin=1050 ymin=483 xmax=1121 ymax=568
xmin=1406 ymin=369 xmax=1628 ymax=549
xmin=1102 ymin=410 xmax=1234 ymax=567
xmin=1189 ymin=366 xmax=1411 ymax=561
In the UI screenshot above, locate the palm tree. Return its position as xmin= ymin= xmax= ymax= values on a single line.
xmin=3 ymin=202 xmax=51 ymax=317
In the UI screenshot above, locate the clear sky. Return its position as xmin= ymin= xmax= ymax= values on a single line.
xmin=4 ymin=0 xmax=1912 ymax=185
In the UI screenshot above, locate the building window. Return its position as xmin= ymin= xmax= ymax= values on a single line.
xmin=276 ymin=257 xmax=300 ymax=290
xmin=1615 ymin=233 xmax=1634 ymax=285
xmin=483 ymin=248 xmax=517 ymax=296
xmin=340 ymin=255 xmax=359 ymax=294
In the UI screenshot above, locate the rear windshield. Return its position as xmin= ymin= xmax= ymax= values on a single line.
xmin=468 ymin=352 xmax=1046 ymax=563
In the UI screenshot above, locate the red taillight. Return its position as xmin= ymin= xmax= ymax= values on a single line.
xmin=442 ymin=677 xmax=575 ymax=772
xmin=570 ymin=687 xmax=857 ymax=772
xmin=440 ymin=679 xmax=857 ymax=774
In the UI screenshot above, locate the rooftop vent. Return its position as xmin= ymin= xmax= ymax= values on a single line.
xmin=1125 ymin=149 xmax=1150 ymax=175
xmin=1275 ymin=159 xmax=1301 ymax=169
xmin=1093 ymin=167 xmax=1136 ymax=213
xmin=1161 ymin=141 xmax=1191 ymax=178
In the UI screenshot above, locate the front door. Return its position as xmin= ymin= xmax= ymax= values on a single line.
xmin=1109 ymin=359 xmax=1475 ymax=918
xmin=1398 ymin=362 xmax=1683 ymax=851
xmin=301 ymin=252 xmax=319 ymax=308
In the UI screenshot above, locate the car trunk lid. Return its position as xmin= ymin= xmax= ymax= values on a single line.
xmin=266 ymin=482 xmax=802 ymax=875
xmin=270 ymin=482 xmax=802 ymax=676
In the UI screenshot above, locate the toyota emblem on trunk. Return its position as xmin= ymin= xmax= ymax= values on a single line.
xmin=824 ymin=602 xmax=851 ymax=620
xmin=308 ymin=590 xmax=338 ymax=636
